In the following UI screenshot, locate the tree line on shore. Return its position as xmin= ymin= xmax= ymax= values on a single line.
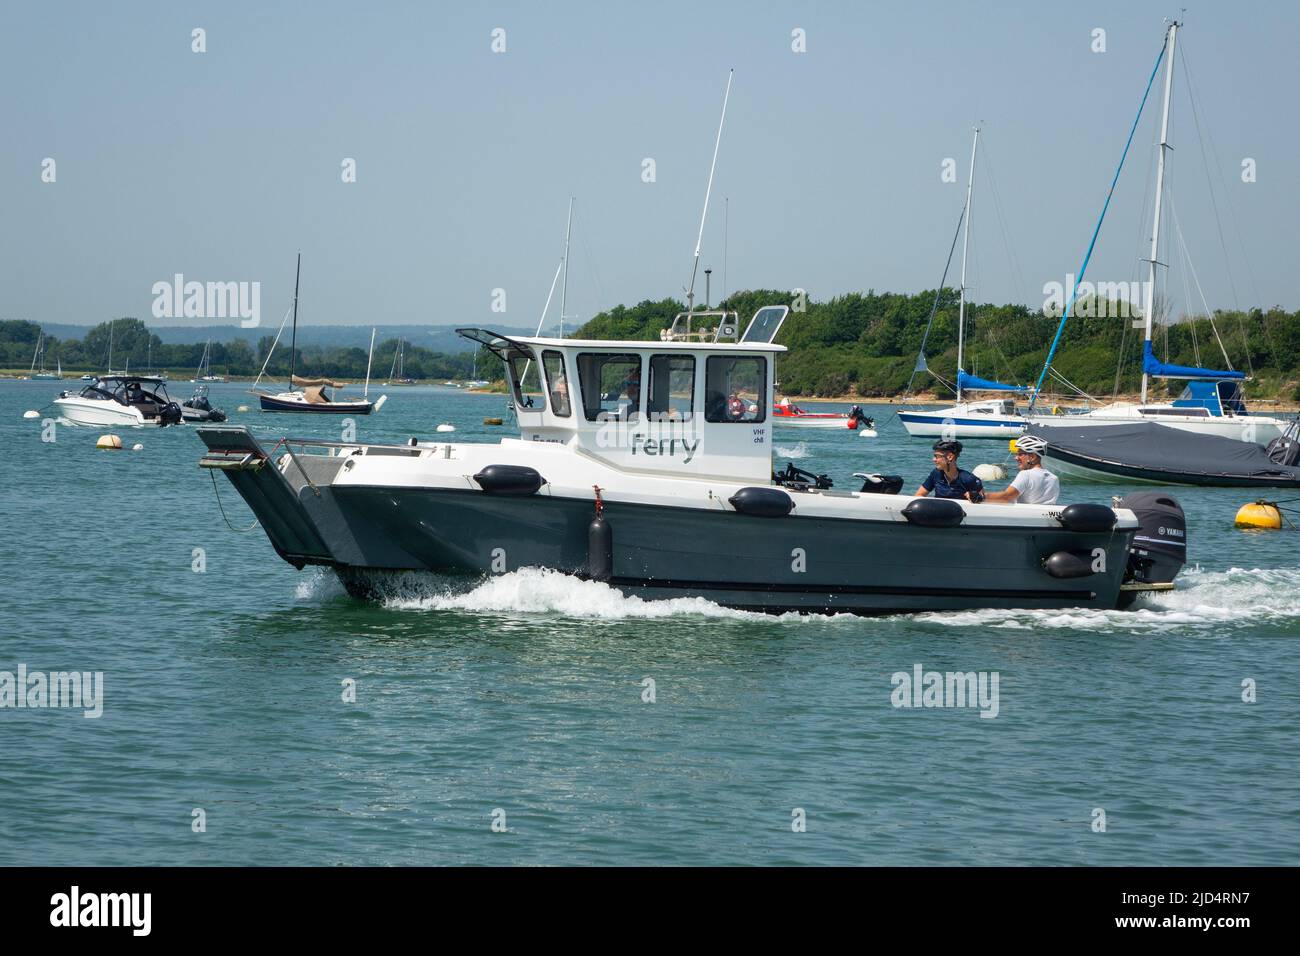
xmin=575 ymin=289 xmax=1300 ymax=401
xmin=8 ymin=291 xmax=1300 ymax=400
xmin=0 ymin=318 xmax=478 ymax=381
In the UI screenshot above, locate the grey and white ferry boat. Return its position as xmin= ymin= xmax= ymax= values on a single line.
xmin=197 ymin=307 xmax=1184 ymax=614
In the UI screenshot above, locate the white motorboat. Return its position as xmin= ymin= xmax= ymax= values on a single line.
xmin=772 ymin=398 xmax=874 ymax=431
xmin=52 ymin=375 xmax=183 ymax=428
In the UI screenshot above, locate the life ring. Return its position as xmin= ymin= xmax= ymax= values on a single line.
xmin=727 ymin=394 xmax=745 ymax=420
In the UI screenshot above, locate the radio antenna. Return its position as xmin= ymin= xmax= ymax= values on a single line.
xmin=685 ymin=69 xmax=733 ymax=315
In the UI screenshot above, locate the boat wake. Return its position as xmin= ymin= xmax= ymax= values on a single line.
xmin=291 ymin=564 xmax=1295 ymax=630
xmin=376 ymin=567 xmax=765 ymax=620
xmin=775 ymin=441 xmax=811 ymax=459
xmin=913 ymin=566 xmax=1300 ymax=633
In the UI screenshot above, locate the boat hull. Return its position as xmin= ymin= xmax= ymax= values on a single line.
xmin=773 ymin=416 xmax=857 ymax=429
xmin=258 ymin=394 xmax=373 ymax=414
xmin=1044 ymin=446 xmax=1300 ymax=488
xmin=51 ymin=397 xmax=153 ymax=427
xmin=1025 ymin=409 xmax=1286 ymax=444
xmin=898 ymin=410 xmax=1025 ymax=438
xmin=329 ymin=487 xmax=1131 ymax=612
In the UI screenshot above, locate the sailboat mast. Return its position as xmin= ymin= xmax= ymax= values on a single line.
xmin=288 ymin=252 xmax=301 ymax=388
xmin=365 ymin=327 xmax=376 ymax=397
xmin=559 ymin=197 xmax=574 ymax=338
xmin=1141 ymin=21 xmax=1178 ymax=405
xmin=956 ymin=126 xmax=979 ymax=404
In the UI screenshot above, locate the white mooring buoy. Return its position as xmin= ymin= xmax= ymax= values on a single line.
xmin=23 ymin=410 xmax=40 ymax=419
xmin=436 ymin=423 xmax=455 ymax=433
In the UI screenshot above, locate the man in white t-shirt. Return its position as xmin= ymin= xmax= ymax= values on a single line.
xmin=982 ymin=435 xmax=1060 ymax=505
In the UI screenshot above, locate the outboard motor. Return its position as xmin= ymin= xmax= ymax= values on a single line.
xmin=848 ymin=405 xmax=875 ymax=431
xmin=1117 ymin=491 xmax=1186 ymax=585
xmin=854 ymin=472 xmax=903 ymax=495
xmin=159 ymin=401 xmax=184 ymax=427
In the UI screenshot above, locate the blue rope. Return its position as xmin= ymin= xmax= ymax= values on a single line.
xmin=1030 ymin=35 xmax=1169 ymax=407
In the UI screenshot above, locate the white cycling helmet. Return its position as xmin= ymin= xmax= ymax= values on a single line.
xmin=1014 ymin=434 xmax=1047 ymax=456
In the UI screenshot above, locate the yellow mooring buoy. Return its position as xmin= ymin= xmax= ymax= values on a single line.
xmin=1235 ymin=501 xmax=1283 ymax=530
xmin=96 ymin=434 xmax=123 ymax=450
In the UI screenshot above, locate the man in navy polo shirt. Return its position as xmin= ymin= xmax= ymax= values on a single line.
xmin=914 ymin=439 xmax=985 ymax=502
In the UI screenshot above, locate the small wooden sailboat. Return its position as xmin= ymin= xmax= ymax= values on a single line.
xmin=251 ymin=255 xmax=386 ymax=415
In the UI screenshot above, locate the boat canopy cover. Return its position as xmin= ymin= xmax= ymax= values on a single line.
xmin=291 ymin=375 xmax=345 ymax=388
xmin=1172 ymin=380 xmax=1249 ymax=416
xmin=957 ymin=370 xmax=1031 ymax=392
xmin=1027 ymin=422 xmax=1300 ymax=480
xmin=1142 ymin=341 xmax=1244 ymax=380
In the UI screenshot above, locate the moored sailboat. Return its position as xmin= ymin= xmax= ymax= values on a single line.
xmin=250 ymin=255 xmax=385 ymax=415
xmin=29 ymin=332 xmax=64 ymax=380
xmin=899 ymin=127 xmax=1032 ymax=439
xmin=1024 ymin=21 xmax=1290 ymax=444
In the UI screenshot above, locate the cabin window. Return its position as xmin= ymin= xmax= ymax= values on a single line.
xmin=507 ymin=351 xmax=546 ymax=411
xmin=1141 ymin=407 xmax=1209 ymax=418
xmin=542 ymin=350 xmax=571 ymax=417
xmin=647 ymin=355 xmax=694 ymax=422
xmin=577 ymin=353 xmax=642 ymax=421
xmin=705 ymin=356 xmax=766 ymax=423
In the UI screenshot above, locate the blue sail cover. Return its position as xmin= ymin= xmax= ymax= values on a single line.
xmin=957 ymin=370 xmax=1031 ymax=392
xmin=1142 ymin=341 xmax=1244 ymax=380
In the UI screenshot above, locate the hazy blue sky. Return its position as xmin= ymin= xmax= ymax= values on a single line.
xmin=2 ymin=1 xmax=1297 ymax=332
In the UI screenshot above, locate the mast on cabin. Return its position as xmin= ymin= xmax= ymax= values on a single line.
xmin=685 ymin=69 xmax=733 ymax=316
xmin=956 ymin=126 xmax=979 ymax=404
xmin=559 ymin=197 xmax=574 ymax=338
xmin=1141 ymin=20 xmax=1178 ymax=405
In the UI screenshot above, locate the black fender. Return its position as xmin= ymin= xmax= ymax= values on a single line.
xmin=472 ymin=464 xmax=547 ymax=495
xmin=1056 ymin=503 xmax=1117 ymax=533
xmin=1043 ymin=549 xmax=1100 ymax=579
xmin=902 ymin=497 xmax=965 ymax=527
xmin=729 ymin=487 xmax=794 ymax=517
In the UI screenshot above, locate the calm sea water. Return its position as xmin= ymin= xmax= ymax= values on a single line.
xmin=1 ymin=378 xmax=1297 ymax=866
